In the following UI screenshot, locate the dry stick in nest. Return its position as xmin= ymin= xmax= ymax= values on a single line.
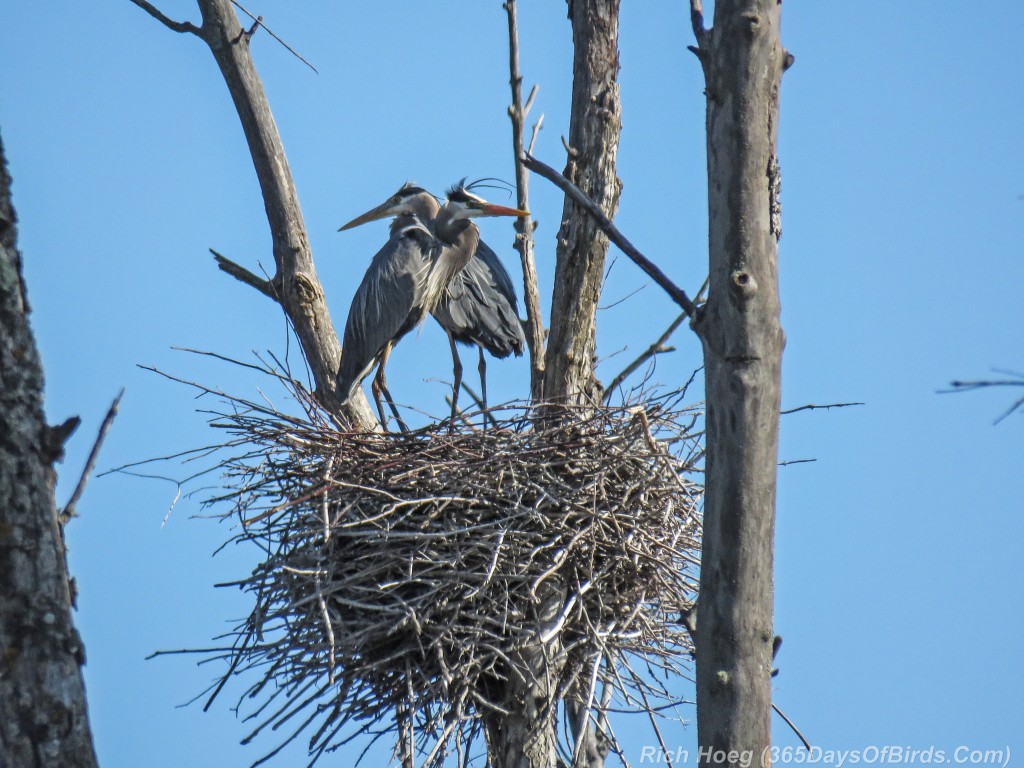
xmin=185 ymin=377 xmax=702 ymax=767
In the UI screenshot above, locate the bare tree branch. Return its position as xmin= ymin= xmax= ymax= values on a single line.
xmin=61 ymin=389 xmax=124 ymax=522
xmin=523 ymin=152 xmax=697 ymax=319
xmin=504 ymin=0 xmax=546 ymax=402
xmin=127 ymin=0 xmax=202 ymax=35
xmin=138 ymin=0 xmax=378 ymax=430
xmin=772 ymin=702 xmax=812 ymax=752
xmin=527 ymin=114 xmax=544 ymax=156
xmin=210 ymin=248 xmax=279 ymax=301
xmin=780 ymin=401 xmax=863 ymax=415
xmin=778 ymin=458 xmax=816 ymax=467
xmin=944 ymin=371 xmax=1024 ymax=423
xmin=603 ymin=312 xmax=688 ymax=403
xmin=227 ymin=0 xmax=319 ymax=74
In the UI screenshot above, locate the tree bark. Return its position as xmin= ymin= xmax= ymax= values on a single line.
xmin=481 ymin=2 xmax=622 ymax=767
xmin=543 ymin=0 xmax=622 ymax=407
xmin=0 ymin=134 xmax=100 ymax=768
xmin=690 ymin=2 xmax=787 ymax=765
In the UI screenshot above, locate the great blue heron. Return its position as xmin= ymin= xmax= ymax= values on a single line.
xmin=428 ymin=182 xmax=527 ymax=420
xmin=336 ymin=181 xmax=527 ymax=428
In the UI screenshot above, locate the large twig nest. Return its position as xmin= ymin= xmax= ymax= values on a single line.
xmin=199 ymin=383 xmax=702 ymax=765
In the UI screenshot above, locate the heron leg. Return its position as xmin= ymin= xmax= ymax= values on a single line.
xmin=448 ymin=332 xmax=463 ymax=426
xmin=372 ymin=342 xmax=408 ymax=432
xmin=477 ymin=345 xmax=488 ymax=414
xmin=370 ymin=375 xmax=389 ymax=428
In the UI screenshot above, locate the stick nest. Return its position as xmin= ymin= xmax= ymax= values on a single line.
xmin=201 ymin=387 xmax=702 ymax=765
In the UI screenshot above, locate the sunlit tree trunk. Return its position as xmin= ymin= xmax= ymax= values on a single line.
xmin=543 ymin=0 xmax=622 ymax=408
xmin=689 ymin=1 xmax=788 ymax=764
xmin=0 ymin=134 xmax=100 ymax=768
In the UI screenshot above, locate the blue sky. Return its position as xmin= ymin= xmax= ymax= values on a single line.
xmin=2 ymin=1 xmax=1022 ymax=766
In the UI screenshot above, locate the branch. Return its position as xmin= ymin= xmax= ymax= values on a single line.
xmin=944 ymin=372 xmax=1024 ymax=423
xmin=780 ymin=401 xmax=863 ymax=415
xmin=61 ymin=389 xmax=125 ymax=522
xmin=128 ymin=0 xmax=202 ymax=35
xmin=228 ymin=0 xmax=319 ymax=74
xmin=504 ymin=0 xmax=546 ymax=402
xmin=210 ymin=248 xmax=279 ymax=301
xmin=603 ymin=312 xmax=688 ymax=403
xmin=778 ymin=458 xmax=816 ymax=467
xmin=772 ymin=702 xmax=812 ymax=752
xmin=189 ymin=0 xmax=377 ymax=430
xmin=689 ymin=0 xmax=708 ymax=46
xmin=528 ymin=114 xmax=545 ymax=156
xmin=523 ymin=152 xmax=697 ymax=319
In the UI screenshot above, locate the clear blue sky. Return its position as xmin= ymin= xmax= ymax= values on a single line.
xmin=2 ymin=1 xmax=1022 ymax=766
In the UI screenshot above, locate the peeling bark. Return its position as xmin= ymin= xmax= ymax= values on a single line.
xmin=0 ymin=135 xmax=100 ymax=768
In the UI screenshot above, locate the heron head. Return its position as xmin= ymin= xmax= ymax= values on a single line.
xmin=338 ymin=182 xmax=437 ymax=231
xmin=445 ymin=180 xmax=529 ymax=221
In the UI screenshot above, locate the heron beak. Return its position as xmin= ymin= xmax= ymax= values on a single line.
xmin=338 ymin=201 xmax=398 ymax=231
xmin=477 ymin=203 xmax=530 ymax=218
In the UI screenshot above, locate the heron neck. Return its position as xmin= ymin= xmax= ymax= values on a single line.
xmin=435 ymin=217 xmax=479 ymax=268
xmin=390 ymin=192 xmax=440 ymax=236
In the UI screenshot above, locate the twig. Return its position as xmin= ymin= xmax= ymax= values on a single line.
xmin=457 ymin=382 xmax=501 ymax=429
xmin=778 ymin=458 xmax=816 ymax=467
xmin=504 ymin=0 xmax=546 ymax=401
xmin=603 ymin=313 xmax=688 ymax=404
xmin=598 ymin=281 xmax=649 ymax=311
xmin=128 ymin=0 xmax=202 ymax=35
xmin=210 ymin=248 xmax=279 ymax=301
xmin=228 ymin=0 xmax=319 ymax=74
xmin=780 ymin=401 xmax=863 ymax=415
xmin=694 ymin=275 xmax=710 ymax=305
xmin=527 ymin=114 xmax=545 ymax=156
xmin=772 ymin=701 xmax=812 ymax=752
xmin=523 ymin=152 xmax=697 ymax=319
xmin=944 ymin=372 xmax=1024 ymax=424
xmin=61 ymin=389 xmax=125 ymax=521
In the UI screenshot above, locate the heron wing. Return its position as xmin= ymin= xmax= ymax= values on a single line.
xmin=433 ymin=240 xmax=526 ymax=359
xmin=337 ymin=226 xmax=433 ymax=399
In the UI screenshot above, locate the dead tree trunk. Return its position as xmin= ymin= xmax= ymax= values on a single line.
xmin=480 ymin=1 xmax=622 ymax=766
xmin=689 ymin=1 xmax=787 ymax=764
xmin=543 ymin=0 xmax=622 ymax=408
xmin=0 ymin=134 xmax=100 ymax=768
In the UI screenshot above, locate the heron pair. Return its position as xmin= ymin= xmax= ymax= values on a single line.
xmin=336 ymin=181 xmax=528 ymax=429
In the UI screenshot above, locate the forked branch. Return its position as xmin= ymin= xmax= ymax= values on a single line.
xmin=944 ymin=371 xmax=1024 ymax=423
